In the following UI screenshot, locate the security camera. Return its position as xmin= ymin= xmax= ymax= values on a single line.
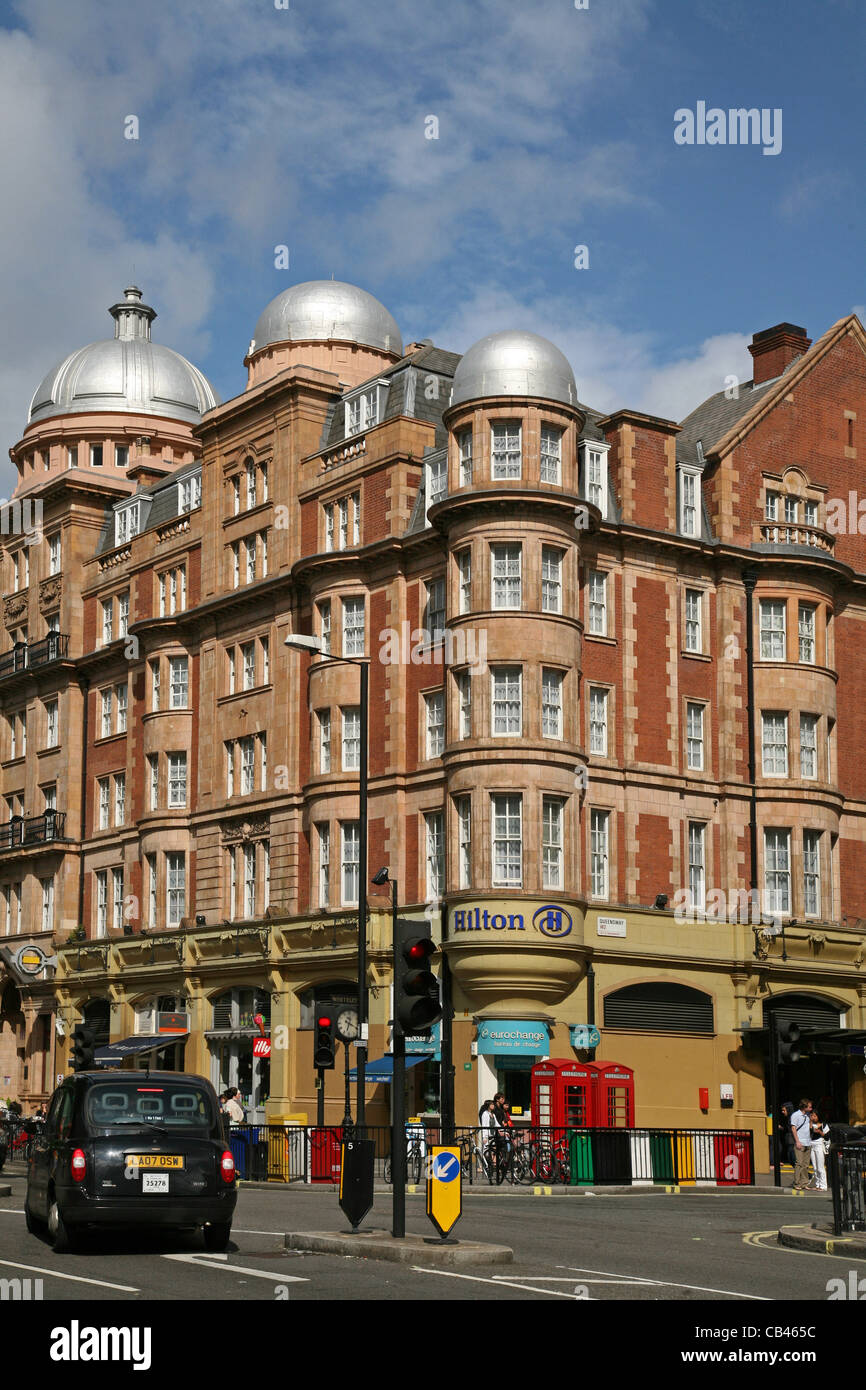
xmin=371 ymin=867 xmax=389 ymax=886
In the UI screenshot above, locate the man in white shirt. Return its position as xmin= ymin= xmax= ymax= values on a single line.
xmin=790 ymin=1099 xmax=813 ymax=1191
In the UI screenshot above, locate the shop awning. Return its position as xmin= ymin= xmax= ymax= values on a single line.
xmin=94 ymin=1033 xmax=189 ymax=1065
xmin=348 ymin=1054 xmax=432 ymax=1084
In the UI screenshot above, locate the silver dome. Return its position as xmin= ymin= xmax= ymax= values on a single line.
xmin=28 ymin=287 xmax=220 ymax=426
xmin=451 ymin=329 xmax=577 ymax=408
xmin=250 ymin=280 xmax=402 ymax=357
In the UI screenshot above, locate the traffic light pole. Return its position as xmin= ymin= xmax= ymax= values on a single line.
xmin=390 ymin=878 xmax=407 ymax=1238
xmin=768 ymin=1012 xmax=781 ymax=1188
xmin=356 ymin=660 xmax=369 ymax=1135
xmin=317 ymin=1068 xmax=325 ymax=1127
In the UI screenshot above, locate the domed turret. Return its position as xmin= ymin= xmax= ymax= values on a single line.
xmin=249 ymin=280 xmax=402 ymax=357
xmin=451 ymin=329 xmax=577 ymax=408
xmin=28 ymin=286 xmax=219 ymax=426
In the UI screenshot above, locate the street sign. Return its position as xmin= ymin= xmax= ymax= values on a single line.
xmin=426 ymin=1146 xmax=462 ymax=1240
xmin=339 ymin=1139 xmax=375 ymax=1230
xmin=569 ymin=1024 xmax=601 ymax=1049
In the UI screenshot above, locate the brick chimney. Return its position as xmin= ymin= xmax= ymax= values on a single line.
xmin=748 ymin=323 xmax=811 ymax=385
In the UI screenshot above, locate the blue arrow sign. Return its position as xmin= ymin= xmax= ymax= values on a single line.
xmin=432 ymin=1153 xmax=460 ymax=1183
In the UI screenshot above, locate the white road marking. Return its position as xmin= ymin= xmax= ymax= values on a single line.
xmin=494 ymin=1275 xmax=652 ymax=1285
xmin=411 ymin=1267 xmax=593 ymax=1299
xmin=161 ymin=1252 xmax=306 ymax=1282
xmin=0 ymin=1257 xmax=139 ymax=1292
xmin=0 ymin=1209 xmax=25 ymax=1214
xmin=557 ymin=1264 xmax=770 ymax=1300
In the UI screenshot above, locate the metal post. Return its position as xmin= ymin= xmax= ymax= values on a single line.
xmin=768 ymin=1013 xmax=781 ymax=1188
xmin=391 ymin=879 xmax=406 ymax=1238
xmin=356 ymin=660 xmax=368 ymax=1133
xmin=342 ymin=1041 xmax=353 ymax=1130
xmin=440 ymin=902 xmax=454 ymax=1145
xmin=316 ymin=1067 xmax=325 ymax=1128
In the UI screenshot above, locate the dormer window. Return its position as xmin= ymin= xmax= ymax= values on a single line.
xmin=581 ymin=442 xmax=610 ymax=519
xmin=178 ymin=471 xmax=202 ymax=514
xmin=115 ymin=501 xmax=140 ymax=547
xmin=344 ymin=382 xmax=387 ymax=439
xmin=678 ymin=466 xmax=701 ymax=537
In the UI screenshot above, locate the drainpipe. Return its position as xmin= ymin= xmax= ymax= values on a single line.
xmin=585 ymin=960 xmax=596 ymax=1060
xmin=76 ymin=677 xmax=90 ymax=931
xmin=742 ymin=570 xmax=759 ymax=897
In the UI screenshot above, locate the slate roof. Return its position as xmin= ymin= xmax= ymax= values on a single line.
xmin=676 ymin=357 xmax=804 ymax=467
xmin=96 ymin=460 xmax=202 ymax=555
xmin=319 ymin=346 xmax=462 ymax=451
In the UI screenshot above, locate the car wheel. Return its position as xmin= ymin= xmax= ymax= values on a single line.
xmin=47 ymin=1197 xmax=79 ymax=1254
xmin=24 ymin=1197 xmax=45 ymax=1235
xmin=203 ymin=1221 xmax=232 ymax=1252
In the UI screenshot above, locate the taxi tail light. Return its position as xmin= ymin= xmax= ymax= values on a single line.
xmin=220 ymin=1150 xmax=235 ymax=1184
xmin=71 ymin=1148 xmax=87 ymax=1183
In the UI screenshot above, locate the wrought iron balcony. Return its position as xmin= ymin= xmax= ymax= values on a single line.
xmin=0 ymin=633 xmax=69 ymax=682
xmin=0 ymin=810 xmax=66 ymax=852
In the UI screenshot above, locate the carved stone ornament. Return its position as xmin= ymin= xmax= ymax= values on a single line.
xmin=39 ymin=576 xmax=62 ymax=611
xmin=222 ymin=816 xmax=270 ymax=844
xmin=3 ymin=594 xmax=27 ymax=627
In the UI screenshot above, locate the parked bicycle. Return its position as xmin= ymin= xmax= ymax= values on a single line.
xmin=384 ymin=1124 xmax=426 ymax=1185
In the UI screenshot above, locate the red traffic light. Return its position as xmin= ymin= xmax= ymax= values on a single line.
xmin=317 ymin=1015 xmax=332 ymax=1028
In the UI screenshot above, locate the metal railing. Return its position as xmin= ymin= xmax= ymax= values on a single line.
xmin=227 ymin=1123 xmax=754 ymax=1187
xmin=0 ymin=633 xmax=69 ymax=681
xmin=0 ymin=810 xmax=66 ymax=852
xmin=829 ymin=1143 xmax=866 ymax=1233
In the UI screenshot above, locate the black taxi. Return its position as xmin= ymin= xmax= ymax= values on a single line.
xmin=25 ymin=1071 xmax=237 ymax=1252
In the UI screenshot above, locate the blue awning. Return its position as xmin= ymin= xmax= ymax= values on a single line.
xmin=94 ymin=1033 xmax=188 ymax=1064
xmin=348 ymin=1054 xmax=432 ymax=1084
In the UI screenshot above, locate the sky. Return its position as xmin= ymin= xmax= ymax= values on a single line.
xmin=0 ymin=0 xmax=863 ymax=491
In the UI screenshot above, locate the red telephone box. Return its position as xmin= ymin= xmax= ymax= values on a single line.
xmin=593 ymin=1062 xmax=635 ymax=1128
xmin=531 ymin=1060 xmax=635 ymax=1128
xmin=531 ymin=1060 xmax=597 ymax=1128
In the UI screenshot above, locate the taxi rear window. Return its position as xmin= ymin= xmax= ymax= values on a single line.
xmin=86 ymin=1083 xmax=214 ymax=1129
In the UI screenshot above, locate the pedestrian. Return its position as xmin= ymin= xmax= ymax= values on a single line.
xmin=790 ymin=1098 xmax=813 ymax=1191
xmin=224 ymin=1087 xmax=245 ymax=1124
xmin=779 ymin=1100 xmax=796 ymax=1168
xmin=808 ymin=1108 xmax=830 ymax=1191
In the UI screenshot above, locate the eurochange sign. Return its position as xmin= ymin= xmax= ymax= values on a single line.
xmin=476 ymin=1020 xmax=550 ymax=1055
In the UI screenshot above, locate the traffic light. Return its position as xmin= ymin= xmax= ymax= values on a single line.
xmin=394 ymin=918 xmax=442 ymax=1036
xmin=777 ymin=1020 xmax=801 ymax=1065
xmin=314 ymin=1013 xmax=336 ymax=1069
xmin=71 ymin=1025 xmax=95 ymax=1072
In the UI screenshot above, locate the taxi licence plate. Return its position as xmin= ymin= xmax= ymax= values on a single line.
xmin=126 ymin=1155 xmax=185 ymax=1169
xmin=142 ymin=1173 xmax=169 ymax=1193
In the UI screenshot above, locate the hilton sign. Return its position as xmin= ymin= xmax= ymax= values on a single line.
xmin=452 ymin=904 xmax=575 ymax=940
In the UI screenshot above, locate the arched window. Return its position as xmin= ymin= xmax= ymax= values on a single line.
xmin=763 ymin=994 xmax=842 ymax=1031
xmin=604 ymin=982 xmax=714 ymax=1034
xmin=211 ymin=988 xmax=270 ymax=1032
xmin=82 ymin=998 xmax=110 ymax=1046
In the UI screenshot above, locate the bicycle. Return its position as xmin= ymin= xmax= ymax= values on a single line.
xmin=528 ymin=1131 xmax=570 ymax=1184
xmin=384 ymin=1126 xmax=425 ymax=1185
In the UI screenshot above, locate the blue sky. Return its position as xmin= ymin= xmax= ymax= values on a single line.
xmin=0 ymin=0 xmax=863 ymax=488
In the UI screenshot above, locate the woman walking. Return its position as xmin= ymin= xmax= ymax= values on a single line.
xmin=809 ymin=1108 xmax=830 ymax=1191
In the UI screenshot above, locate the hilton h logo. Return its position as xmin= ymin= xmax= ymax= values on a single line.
xmin=533 ymin=905 xmax=573 ymax=939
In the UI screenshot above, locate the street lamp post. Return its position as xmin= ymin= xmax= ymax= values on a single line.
xmin=286 ymin=633 xmax=369 ymax=1133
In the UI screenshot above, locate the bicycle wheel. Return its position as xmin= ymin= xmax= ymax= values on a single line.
xmin=384 ymin=1155 xmax=392 ymax=1184
xmin=408 ymin=1148 xmax=422 ymax=1185
xmin=532 ymin=1143 xmax=555 ymax=1182
xmin=513 ymin=1146 xmax=535 ymax=1185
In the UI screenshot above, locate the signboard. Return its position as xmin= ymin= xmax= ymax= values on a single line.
xmin=597 ymin=915 xmax=627 ymax=938
xmin=7 ymin=943 xmax=56 ymax=977
xmin=157 ymin=1012 xmax=189 ymax=1034
xmin=450 ymin=900 xmax=579 ymax=940
xmin=476 ymin=1020 xmax=549 ymax=1055
xmin=339 ymin=1139 xmax=375 ymax=1230
xmin=569 ymin=1024 xmax=601 ymax=1049
xmin=253 ymin=1037 xmax=271 ymax=1057
xmin=405 ymin=1021 xmax=441 ymax=1057
xmin=426 ymin=1147 xmax=462 ymax=1239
